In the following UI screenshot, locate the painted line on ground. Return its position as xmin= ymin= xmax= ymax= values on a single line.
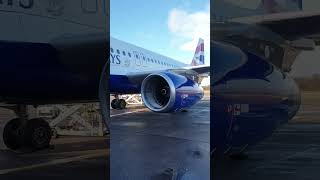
xmin=110 ymin=109 xmax=147 ymax=117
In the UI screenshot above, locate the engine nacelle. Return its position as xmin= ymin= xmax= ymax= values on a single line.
xmin=141 ymin=71 xmax=204 ymax=112
xmin=211 ymin=41 xmax=301 ymax=155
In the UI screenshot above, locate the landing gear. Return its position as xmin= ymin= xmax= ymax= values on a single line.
xmin=3 ymin=118 xmax=22 ymax=150
xmin=2 ymin=105 xmax=52 ymax=151
xmin=111 ymin=95 xmax=127 ymax=110
xmin=118 ymin=99 xmax=127 ymax=109
xmin=21 ymin=118 xmax=51 ymax=150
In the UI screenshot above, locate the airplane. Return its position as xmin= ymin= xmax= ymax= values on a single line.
xmin=211 ymin=0 xmax=320 ymax=159
xmin=109 ymin=37 xmax=208 ymax=112
xmin=0 ymin=0 xmax=109 ymax=151
xmin=0 ymin=0 xmax=209 ymax=152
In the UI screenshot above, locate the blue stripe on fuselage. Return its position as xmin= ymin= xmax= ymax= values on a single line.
xmin=109 ymin=74 xmax=140 ymax=94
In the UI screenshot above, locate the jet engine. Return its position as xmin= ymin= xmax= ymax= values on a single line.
xmin=141 ymin=71 xmax=204 ymax=112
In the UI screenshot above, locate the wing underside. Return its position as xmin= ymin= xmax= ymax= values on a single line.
xmin=232 ymin=11 xmax=320 ymax=41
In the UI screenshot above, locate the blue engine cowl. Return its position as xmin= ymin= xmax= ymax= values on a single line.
xmin=141 ymin=71 xmax=204 ymax=113
xmin=211 ymin=41 xmax=301 ymax=155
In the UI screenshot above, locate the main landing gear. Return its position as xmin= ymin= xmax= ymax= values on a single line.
xmin=3 ymin=105 xmax=52 ymax=151
xmin=111 ymin=94 xmax=127 ymax=110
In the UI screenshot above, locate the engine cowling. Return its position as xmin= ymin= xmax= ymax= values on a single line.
xmin=141 ymin=71 xmax=204 ymax=112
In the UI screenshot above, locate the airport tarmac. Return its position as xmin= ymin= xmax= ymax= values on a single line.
xmin=0 ymin=109 xmax=109 ymax=180
xmin=0 ymin=96 xmax=210 ymax=180
xmin=110 ymin=97 xmax=210 ymax=180
xmin=213 ymin=91 xmax=320 ymax=180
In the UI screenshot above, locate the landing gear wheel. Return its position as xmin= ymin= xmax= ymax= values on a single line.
xmin=111 ymin=99 xmax=127 ymax=109
xmin=118 ymin=99 xmax=127 ymax=109
xmin=111 ymin=99 xmax=119 ymax=109
xmin=22 ymin=118 xmax=52 ymax=150
xmin=3 ymin=118 xmax=22 ymax=150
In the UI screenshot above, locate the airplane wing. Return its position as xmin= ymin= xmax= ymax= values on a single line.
xmin=126 ymin=66 xmax=210 ymax=85
xmin=231 ymin=11 xmax=320 ymax=41
xmin=184 ymin=65 xmax=210 ymax=75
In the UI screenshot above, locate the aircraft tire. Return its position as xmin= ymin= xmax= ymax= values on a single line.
xmin=118 ymin=99 xmax=126 ymax=109
xmin=21 ymin=118 xmax=52 ymax=150
xmin=111 ymin=99 xmax=119 ymax=109
xmin=3 ymin=118 xmax=23 ymax=150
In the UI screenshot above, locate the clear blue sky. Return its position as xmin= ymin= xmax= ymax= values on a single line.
xmin=110 ymin=0 xmax=210 ymax=65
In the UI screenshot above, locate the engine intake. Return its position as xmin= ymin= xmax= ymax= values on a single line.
xmin=141 ymin=71 xmax=204 ymax=112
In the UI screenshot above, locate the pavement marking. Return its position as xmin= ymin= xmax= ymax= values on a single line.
xmin=0 ymin=149 xmax=109 ymax=175
xmin=110 ymin=109 xmax=147 ymax=117
xmin=19 ymin=149 xmax=108 ymax=157
xmin=53 ymin=137 xmax=108 ymax=145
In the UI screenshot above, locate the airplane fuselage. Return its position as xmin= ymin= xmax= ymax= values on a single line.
xmin=109 ymin=37 xmax=187 ymax=94
xmin=0 ymin=0 xmax=108 ymax=104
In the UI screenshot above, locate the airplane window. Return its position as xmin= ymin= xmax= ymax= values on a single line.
xmin=122 ymin=51 xmax=126 ymax=56
xmin=117 ymin=49 xmax=120 ymax=54
xmin=151 ymin=59 xmax=154 ymax=63
xmin=128 ymin=53 xmax=131 ymax=57
xmin=110 ymin=48 xmax=114 ymax=53
xmin=135 ymin=55 xmax=139 ymax=59
xmin=143 ymin=56 xmax=145 ymax=60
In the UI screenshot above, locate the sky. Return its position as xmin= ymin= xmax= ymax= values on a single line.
xmin=110 ymin=0 xmax=210 ymax=65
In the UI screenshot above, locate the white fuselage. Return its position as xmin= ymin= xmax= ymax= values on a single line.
xmin=110 ymin=37 xmax=187 ymax=76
